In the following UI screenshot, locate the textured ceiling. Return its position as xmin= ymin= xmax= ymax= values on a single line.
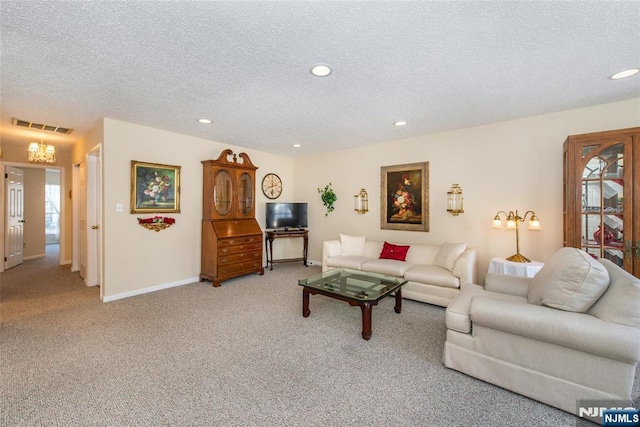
xmin=1 ymin=1 xmax=639 ymax=157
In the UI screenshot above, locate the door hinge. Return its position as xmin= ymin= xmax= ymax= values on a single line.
xmin=4 ymin=173 xmax=7 ymax=178
xmin=4 ymin=257 xmax=6 ymax=262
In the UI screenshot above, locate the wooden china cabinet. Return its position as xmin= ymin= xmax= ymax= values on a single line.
xmin=563 ymin=127 xmax=640 ymax=278
xmin=200 ymin=149 xmax=264 ymax=287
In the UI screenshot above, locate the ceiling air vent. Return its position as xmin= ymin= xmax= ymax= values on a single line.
xmin=12 ymin=118 xmax=73 ymax=135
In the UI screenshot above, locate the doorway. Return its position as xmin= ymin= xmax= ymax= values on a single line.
xmin=45 ymin=170 xmax=61 ymax=245
xmin=2 ymin=162 xmax=66 ymax=271
xmin=71 ymin=145 xmax=103 ymax=297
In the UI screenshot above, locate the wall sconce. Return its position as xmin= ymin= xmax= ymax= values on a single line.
xmin=491 ymin=210 xmax=541 ymax=263
xmin=28 ymin=139 xmax=56 ymax=164
xmin=447 ymin=183 xmax=464 ymax=216
xmin=354 ymin=188 xmax=368 ymax=214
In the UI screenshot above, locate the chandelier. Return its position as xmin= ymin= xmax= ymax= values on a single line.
xmin=28 ymin=139 xmax=56 ymax=164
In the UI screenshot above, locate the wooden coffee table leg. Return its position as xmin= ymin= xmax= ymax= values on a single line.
xmin=302 ymin=287 xmax=310 ymax=317
xmin=394 ymin=288 xmax=402 ymax=314
xmin=360 ymin=303 xmax=372 ymax=340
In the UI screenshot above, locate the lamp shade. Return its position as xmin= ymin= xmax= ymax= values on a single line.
xmin=528 ymin=215 xmax=542 ymax=230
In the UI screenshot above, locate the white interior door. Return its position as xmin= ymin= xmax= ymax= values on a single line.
xmin=85 ymin=148 xmax=101 ymax=288
xmin=5 ymin=166 xmax=25 ymax=270
xmin=78 ymin=161 xmax=87 ymax=280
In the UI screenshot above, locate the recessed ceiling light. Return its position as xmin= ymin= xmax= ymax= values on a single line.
xmin=310 ymin=64 xmax=332 ymax=77
xmin=610 ymin=68 xmax=639 ymax=80
xmin=292 ymin=144 xmax=302 ymax=148
xmin=198 ymin=118 xmax=213 ymax=124
xmin=394 ymin=121 xmax=408 ymax=127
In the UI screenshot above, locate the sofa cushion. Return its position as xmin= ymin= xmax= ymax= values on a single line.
xmin=326 ymin=255 xmax=370 ymax=270
xmin=528 ymin=247 xmax=610 ymax=312
xmin=434 ymin=242 xmax=467 ymax=271
xmin=361 ymin=259 xmax=414 ymax=277
xmin=588 ymin=259 xmax=640 ymax=328
xmin=379 ymin=241 xmax=410 ymax=261
xmin=404 ymin=265 xmax=460 ymax=289
xmin=340 ymin=234 xmax=366 ymax=256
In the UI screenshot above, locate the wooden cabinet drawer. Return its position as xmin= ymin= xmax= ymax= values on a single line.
xmin=219 ymin=236 xmax=261 ymax=247
xmin=219 ymin=260 xmax=263 ymax=276
xmin=218 ymin=242 xmax=262 ymax=255
xmin=218 ymin=251 xmax=262 ymax=266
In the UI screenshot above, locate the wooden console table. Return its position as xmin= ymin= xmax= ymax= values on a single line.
xmin=265 ymin=229 xmax=308 ymax=270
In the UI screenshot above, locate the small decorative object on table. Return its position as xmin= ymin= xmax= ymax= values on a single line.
xmin=593 ymin=225 xmax=613 ymax=245
xmin=137 ymin=216 xmax=176 ymax=232
xmin=491 ymin=209 xmax=541 ymax=263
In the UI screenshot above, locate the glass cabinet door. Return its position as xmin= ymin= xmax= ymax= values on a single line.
xmin=237 ymin=172 xmax=253 ymax=215
xmin=580 ymin=143 xmax=625 ymax=267
xmin=214 ymin=170 xmax=232 ymax=216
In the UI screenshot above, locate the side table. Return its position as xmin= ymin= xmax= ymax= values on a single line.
xmin=265 ymin=229 xmax=308 ymax=270
xmin=488 ymin=257 xmax=544 ymax=278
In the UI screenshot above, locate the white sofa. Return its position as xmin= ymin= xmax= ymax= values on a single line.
xmin=444 ymin=247 xmax=640 ymax=416
xmin=322 ymin=237 xmax=477 ymax=307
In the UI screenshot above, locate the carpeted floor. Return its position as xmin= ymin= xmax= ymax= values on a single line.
xmin=0 ymin=245 xmax=621 ymax=426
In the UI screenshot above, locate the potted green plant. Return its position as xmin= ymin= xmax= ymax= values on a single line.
xmin=318 ymin=183 xmax=337 ymax=216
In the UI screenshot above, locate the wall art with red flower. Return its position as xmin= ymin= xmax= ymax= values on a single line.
xmin=131 ymin=160 xmax=181 ymax=213
xmin=380 ymin=162 xmax=429 ymax=232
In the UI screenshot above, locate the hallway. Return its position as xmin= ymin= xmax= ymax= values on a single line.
xmin=0 ymin=244 xmax=97 ymax=322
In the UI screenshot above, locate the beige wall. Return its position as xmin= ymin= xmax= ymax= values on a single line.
xmin=22 ymin=168 xmax=45 ymax=259
xmin=0 ymin=144 xmax=73 ymax=267
xmin=294 ymin=98 xmax=640 ymax=282
xmin=72 ymin=119 xmax=104 ymax=165
xmin=97 ymin=118 xmax=294 ymax=299
xmin=78 ymin=98 xmax=638 ymax=299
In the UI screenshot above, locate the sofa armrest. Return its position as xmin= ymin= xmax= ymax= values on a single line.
xmin=452 ymin=248 xmax=477 ymax=285
xmin=470 ymin=296 xmax=640 ymax=363
xmin=322 ymin=240 xmax=342 ymax=272
xmin=484 ymin=272 xmax=531 ymax=297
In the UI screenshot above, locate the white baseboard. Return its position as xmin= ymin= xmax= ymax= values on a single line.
xmin=307 ymin=259 xmax=321 ymax=266
xmin=102 ymin=276 xmax=200 ymax=303
xmin=24 ymin=254 xmax=45 ymax=261
xmin=61 ymin=259 xmax=72 ymax=265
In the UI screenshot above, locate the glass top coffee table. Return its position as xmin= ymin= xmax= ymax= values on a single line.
xmin=298 ymin=268 xmax=407 ymax=340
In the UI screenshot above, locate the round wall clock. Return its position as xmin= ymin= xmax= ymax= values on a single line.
xmin=262 ymin=173 xmax=283 ymax=199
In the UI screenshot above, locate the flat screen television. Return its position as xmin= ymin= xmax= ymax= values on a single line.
xmin=265 ymin=202 xmax=308 ymax=230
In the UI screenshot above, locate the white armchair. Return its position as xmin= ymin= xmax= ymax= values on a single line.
xmin=443 ymin=247 xmax=640 ymax=416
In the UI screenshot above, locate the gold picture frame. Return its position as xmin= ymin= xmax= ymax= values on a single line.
xmin=380 ymin=162 xmax=429 ymax=232
xmin=131 ymin=161 xmax=181 ymax=213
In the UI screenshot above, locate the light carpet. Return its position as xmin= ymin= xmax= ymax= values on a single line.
xmin=1 ymin=246 xmax=624 ymax=426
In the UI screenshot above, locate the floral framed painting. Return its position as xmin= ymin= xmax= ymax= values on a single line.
xmin=380 ymin=162 xmax=429 ymax=231
xmin=131 ymin=161 xmax=181 ymax=213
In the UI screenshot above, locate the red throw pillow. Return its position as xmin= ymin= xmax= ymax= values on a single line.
xmin=379 ymin=241 xmax=410 ymax=261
